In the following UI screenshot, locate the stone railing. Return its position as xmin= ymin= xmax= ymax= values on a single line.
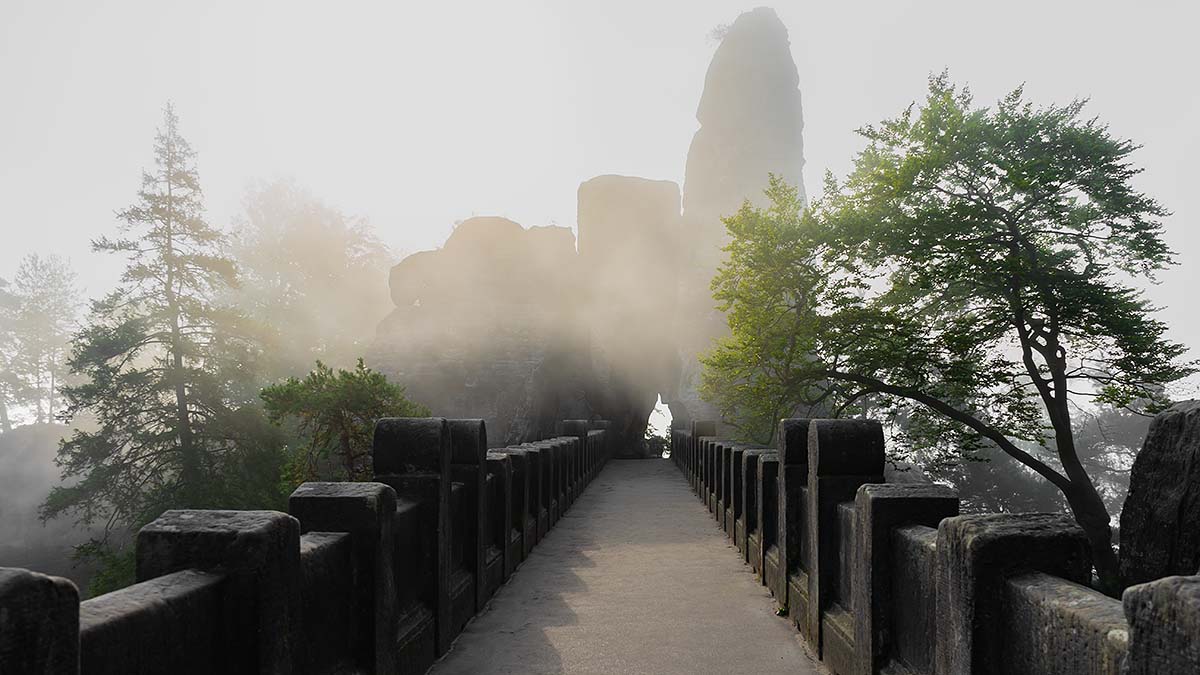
xmin=672 ymin=418 xmax=1200 ymax=675
xmin=0 ymin=417 xmax=611 ymax=675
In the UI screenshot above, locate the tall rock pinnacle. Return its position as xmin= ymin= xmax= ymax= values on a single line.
xmin=684 ymin=6 xmax=805 ymax=262
xmin=674 ymin=6 xmax=806 ymax=426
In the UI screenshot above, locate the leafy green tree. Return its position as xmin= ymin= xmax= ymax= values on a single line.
xmin=5 ymin=254 xmax=79 ymax=424
xmin=703 ymin=75 xmax=1192 ymax=591
xmin=42 ymin=104 xmax=270 ymax=555
xmin=262 ymin=358 xmax=428 ymax=485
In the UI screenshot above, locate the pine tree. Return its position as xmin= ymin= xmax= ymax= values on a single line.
xmin=43 ymin=104 xmax=248 ymax=536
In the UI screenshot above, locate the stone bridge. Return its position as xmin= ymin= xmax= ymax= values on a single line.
xmin=3 ymin=416 xmax=1199 ymax=674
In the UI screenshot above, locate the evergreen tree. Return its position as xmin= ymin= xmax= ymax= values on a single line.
xmin=42 ymin=104 xmax=254 ymax=540
xmin=262 ymin=358 xmax=428 ymax=486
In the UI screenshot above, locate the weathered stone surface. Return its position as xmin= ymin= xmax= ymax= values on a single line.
xmin=805 ymin=419 xmax=885 ymax=650
xmin=79 ymin=568 xmax=226 ymax=674
xmin=890 ymin=525 xmax=938 ymax=674
xmin=1123 ymin=573 xmax=1200 ymax=673
xmin=288 ymin=481 xmax=398 ymax=674
xmin=852 ymin=483 xmax=958 ymax=675
xmin=0 ymin=567 xmax=79 ymax=674
xmin=1003 ymin=572 xmax=1127 ymax=675
xmin=1119 ymin=399 xmax=1200 ymax=586
xmin=136 ymin=509 xmax=302 ymax=675
xmin=935 ymin=513 xmax=1092 ymax=675
xmin=374 ymin=417 xmax=452 ymax=475
xmin=298 ymin=532 xmax=355 ymax=674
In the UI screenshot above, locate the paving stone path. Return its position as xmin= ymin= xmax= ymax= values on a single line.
xmin=430 ymin=459 xmax=824 ymax=674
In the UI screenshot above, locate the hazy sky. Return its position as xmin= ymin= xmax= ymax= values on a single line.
xmin=2 ymin=0 xmax=1197 ymax=364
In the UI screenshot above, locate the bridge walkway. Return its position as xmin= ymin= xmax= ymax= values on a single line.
xmin=430 ymin=459 xmax=823 ymax=674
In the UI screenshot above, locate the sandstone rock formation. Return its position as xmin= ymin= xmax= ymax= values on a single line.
xmin=676 ymin=6 xmax=807 ymax=428
xmin=372 ymin=8 xmax=807 ymax=455
xmin=577 ymin=175 xmax=683 ymax=454
xmin=373 ymin=217 xmax=591 ymax=446
xmin=1119 ymin=400 xmax=1200 ymax=585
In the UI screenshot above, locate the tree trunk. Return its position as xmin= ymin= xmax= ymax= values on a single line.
xmin=163 ymin=136 xmax=198 ymax=506
xmin=1062 ymin=480 xmax=1121 ymax=594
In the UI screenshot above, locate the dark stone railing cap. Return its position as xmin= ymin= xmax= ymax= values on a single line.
xmin=449 ymin=419 xmax=487 ymax=466
xmin=373 ymin=417 xmax=451 ymax=476
xmin=808 ymin=419 xmax=885 ymax=477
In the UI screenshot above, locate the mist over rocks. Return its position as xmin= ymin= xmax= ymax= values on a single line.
xmin=684 ymin=5 xmax=806 ymax=261
xmin=677 ymin=6 xmax=806 ymax=429
xmin=578 ymin=175 xmax=683 ymax=454
xmin=374 ymin=216 xmax=591 ymax=446
xmin=372 ymin=7 xmax=806 ymax=453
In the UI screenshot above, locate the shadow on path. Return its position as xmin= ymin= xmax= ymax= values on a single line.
xmin=430 ymin=459 xmax=823 ymax=674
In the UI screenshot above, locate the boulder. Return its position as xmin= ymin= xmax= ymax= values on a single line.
xmin=1119 ymin=400 xmax=1200 ymax=585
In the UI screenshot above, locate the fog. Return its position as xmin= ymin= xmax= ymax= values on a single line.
xmin=1 ymin=1 xmax=1197 ymax=591
xmin=3 ymin=1 xmax=1197 ymax=354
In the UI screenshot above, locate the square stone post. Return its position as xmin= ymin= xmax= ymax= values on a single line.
xmin=372 ymin=417 xmax=453 ymax=657
xmin=756 ymin=452 xmax=780 ymax=583
xmin=137 ymin=509 xmax=302 ymax=674
xmin=503 ymin=448 xmax=535 ymax=559
xmin=448 ymin=419 xmax=487 ymax=613
xmin=741 ymin=449 xmax=769 ymax=565
xmin=804 ymin=419 xmax=885 ymax=653
xmin=484 ymin=451 xmax=512 ymax=595
xmin=0 ymin=567 xmax=79 ymax=674
xmin=777 ymin=419 xmax=811 ymax=620
xmin=289 ymin=481 xmax=399 ymax=674
xmin=852 ymin=483 xmax=958 ymax=675
xmin=728 ymin=445 xmax=746 ymax=542
xmin=934 ymin=513 xmax=1091 ymax=675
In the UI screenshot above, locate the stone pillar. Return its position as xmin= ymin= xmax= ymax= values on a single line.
xmin=756 ymin=452 xmax=780 ymax=584
xmin=484 ymin=451 xmax=513 ymax=596
xmin=1122 ymin=572 xmax=1200 ymax=674
xmin=934 ymin=513 xmax=1091 ymax=675
xmin=804 ymin=419 xmax=885 ymax=658
xmin=692 ymin=421 xmax=716 ymax=492
xmin=372 ymin=417 xmax=452 ymax=657
xmin=852 ymin=483 xmax=958 ymax=675
xmin=448 ymin=419 xmax=487 ymax=613
xmin=741 ymin=449 xmax=769 ymax=566
xmin=137 ymin=510 xmax=302 ymax=675
xmin=0 ymin=567 xmax=79 ymax=674
xmin=503 ymin=448 xmax=536 ymax=557
xmin=777 ymin=419 xmax=811 ymax=622
xmin=289 ymin=481 xmax=399 ymax=674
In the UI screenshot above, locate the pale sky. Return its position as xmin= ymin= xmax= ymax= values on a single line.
xmin=2 ymin=0 xmax=1197 ymax=367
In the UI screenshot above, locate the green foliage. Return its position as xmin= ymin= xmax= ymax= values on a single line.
xmin=262 ymin=358 xmax=428 ymax=486
xmin=703 ymin=74 xmax=1192 ymax=590
xmin=72 ymin=540 xmax=135 ymax=598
